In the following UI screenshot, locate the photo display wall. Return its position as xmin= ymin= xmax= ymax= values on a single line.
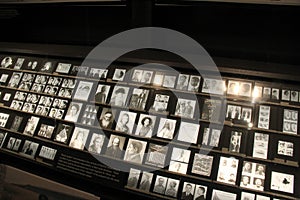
xmin=0 ymin=54 xmax=299 ymax=200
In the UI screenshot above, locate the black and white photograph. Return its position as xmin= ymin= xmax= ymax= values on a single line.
xmin=115 ymin=111 xmax=137 ymax=134
xmin=128 ymin=88 xmax=149 ymax=110
xmin=39 ymin=61 xmax=55 ymax=73
xmin=181 ymin=182 xmax=195 ymax=200
xmin=283 ymin=109 xmax=298 ymax=134
xmin=176 ymin=74 xmax=189 ymax=90
xmin=263 ymin=87 xmax=271 ymax=99
xmin=211 ymin=189 xmax=237 ymax=200
xmin=58 ymin=87 xmax=73 ymax=98
xmin=12 ymin=139 xmax=21 ymax=151
xmin=39 ymin=146 xmax=57 ymax=160
xmin=3 ymin=93 xmax=12 ymax=102
xmin=141 ymin=70 xmax=153 ymax=84
xmin=241 ymin=192 xmax=255 ymax=200
xmin=124 ymin=139 xmax=147 ymax=164
xmin=227 ymin=80 xmax=240 ymax=95
xmin=138 ymin=172 xmax=153 ymax=192
xmin=26 ymin=93 xmax=40 ymax=104
xmin=94 ymin=84 xmax=111 ymax=104
xmin=64 ymin=102 xmax=83 ymax=122
xmin=240 ymin=161 xmax=266 ymax=191
xmin=126 ymin=168 xmax=140 ymax=188
xmin=156 ymin=118 xmax=177 ymax=139
xmin=80 ymin=104 xmax=99 ymax=126
xmin=131 ymin=69 xmax=143 ymax=82
xmin=175 ymin=98 xmax=196 ymax=119
xmin=34 ymin=74 xmax=49 ymax=84
xmin=61 ymin=78 xmax=76 ymax=88
xmin=229 ymin=131 xmax=242 ymax=153
xmin=0 ymin=132 xmax=7 ymax=148
xmin=217 ymin=156 xmax=239 ymax=185
xmin=49 ymin=108 xmax=65 ymax=119
xmin=191 ymin=153 xmax=214 ymax=177
xmin=277 ymin=140 xmax=294 ymax=157
xmin=20 ymin=140 xmax=39 ymax=158
xmin=152 ymin=71 xmax=164 ymax=86
xmin=209 ymin=128 xmax=221 ymax=147
xmin=37 ymin=124 xmax=55 ymax=139
xmin=112 ymin=68 xmax=126 ymax=81
xmin=135 ymin=114 xmax=156 ymax=138
xmin=13 ymin=91 xmax=27 ymax=101
xmin=281 ymin=89 xmax=291 ymax=101
xmin=87 ymin=133 xmax=105 ymax=154
xmin=54 ymin=123 xmax=73 ymax=144
xmin=145 ymin=143 xmax=168 ymax=168
xmin=258 ymin=105 xmax=270 ymax=129
xmin=164 ymin=178 xmax=179 ymax=198
xmin=73 ymin=81 xmax=94 ymax=101
xmin=194 ymin=185 xmax=207 ymax=200
xmin=105 ymin=134 xmax=125 ymax=159
xmin=187 ymin=75 xmax=201 ymax=92
xmin=252 ymin=85 xmax=263 ymax=99
xmin=153 ymin=175 xmax=168 ymax=195
xmin=26 ymin=60 xmax=38 ymax=71
xmin=241 ymin=107 xmax=252 ymax=123
xmin=270 ymin=171 xmax=294 ymax=194
xmin=162 ymin=75 xmax=176 ymax=88
xmin=271 ymin=88 xmax=280 ymax=100
xmin=201 ymin=99 xmax=222 ymax=122
xmin=6 ymin=137 xmax=16 ymax=149
xmin=23 ymin=116 xmax=40 ymax=136
xmin=89 ymin=68 xmax=108 ymax=79
xmin=47 ymin=76 xmax=62 ymax=87
xmin=97 ymin=108 xmax=115 ymax=129
xmin=168 ymin=149 xmax=190 ymax=174
xmin=70 ymin=65 xmax=89 ymax=76
xmin=7 ymin=72 xmax=22 ymax=88
xmin=252 ymin=132 xmax=269 ymax=159
xmin=69 ymin=127 xmax=89 ymax=150
xmin=202 ymin=78 xmax=225 ymax=95
xmin=0 ymin=74 xmax=9 ymax=85
xmin=109 ymin=86 xmax=130 ymax=106
xmin=10 ymin=100 xmax=23 ymax=110
xmin=10 ymin=116 xmax=23 ymax=132
xmin=226 ymin=104 xmax=242 ymax=120
xmin=150 ymin=94 xmax=170 ymax=113
xmin=1 ymin=56 xmax=13 ymax=68
xmin=239 ymin=82 xmax=252 ymax=97
xmin=31 ymin=83 xmax=45 ymax=93
xmin=55 ymin=62 xmax=72 ymax=74
xmin=290 ymin=91 xmax=299 ymax=102
xmin=177 ymin=121 xmax=200 ymax=144
xmin=256 ymin=195 xmax=270 ymax=200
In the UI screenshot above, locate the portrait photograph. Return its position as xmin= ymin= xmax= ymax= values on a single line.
xmin=94 ymin=84 xmax=111 ymax=104
xmin=201 ymin=99 xmax=222 ymax=122
xmin=227 ymin=80 xmax=240 ymax=95
xmin=277 ymin=140 xmax=293 ymax=157
xmin=262 ymin=87 xmax=271 ymax=99
xmin=39 ymin=146 xmax=57 ymax=160
xmin=54 ymin=123 xmax=73 ymax=144
xmin=211 ymin=189 xmax=237 ymax=200
xmin=14 ymin=58 xmax=25 ymax=69
xmin=239 ymin=82 xmax=252 ymax=97
xmin=194 ymin=185 xmax=207 ymax=200
xmin=153 ymin=175 xmax=167 ymax=195
xmin=69 ymin=127 xmax=89 ymax=150
xmin=135 ymin=114 xmax=156 ymax=138
xmin=187 ymin=75 xmax=201 ymax=92
xmin=12 ymin=139 xmax=22 ymax=151
xmin=240 ymin=161 xmax=266 ymax=191
xmin=88 ymin=133 xmax=105 ymax=155
xmin=39 ymin=61 xmax=55 ymax=73
xmin=131 ymin=69 xmax=143 ymax=82
xmin=34 ymin=74 xmax=49 ymax=84
xmin=150 ymin=94 xmax=170 ymax=113
xmin=271 ymin=88 xmax=280 ymax=100
xmin=168 ymin=160 xmax=188 ymax=174
xmin=290 ymin=91 xmax=299 ymax=102
xmin=176 ymin=74 xmax=189 ymax=90
xmin=156 ymin=118 xmax=177 ymax=140
xmin=61 ymin=78 xmax=76 ymax=88
xmin=80 ymin=104 xmax=99 ymax=126
xmin=6 ymin=137 xmax=16 ymax=150
xmin=177 ymin=122 xmax=200 ymax=144
xmin=229 ymin=131 xmax=242 ymax=153
xmin=105 ymin=134 xmax=126 ymax=159
xmin=258 ymin=105 xmax=270 ymax=129
xmin=202 ymin=78 xmax=225 ymax=95
xmin=141 ymin=70 xmax=153 ymax=84
xmin=0 ymin=74 xmax=9 ymax=85
xmin=89 ymin=68 xmax=108 ymax=79
xmin=162 ymin=75 xmax=176 ymax=88
xmin=283 ymin=109 xmax=298 ymax=134
xmin=115 ymin=111 xmax=137 ymax=134
xmin=252 ymin=132 xmax=269 ymax=159
xmin=73 ymin=81 xmax=94 ymax=101
xmin=217 ymin=156 xmax=239 ymax=185
xmin=10 ymin=100 xmax=23 ymax=110
xmin=64 ymin=102 xmax=83 ymax=122
xmin=37 ymin=124 xmax=55 ymax=139
xmin=145 ymin=143 xmax=168 ymax=168
xmin=170 ymin=147 xmax=191 ymax=163
xmin=181 ymin=182 xmax=195 ymax=200
xmin=241 ymin=192 xmax=255 ymax=200
xmin=252 ymin=85 xmax=263 ymax=98
xmin=20 ymin=140 xmax=39 ymax=159
xmin=109 ymin=86 xmax=130 ymax=107
xmin=70 ymin=65 xmax=89 ymax=76
xmin=128 ymin=88 xmax=149 ymax=110
xmin=8 ymin=72 xmax=22 ymax=88
xmin=175 ymin=98 xmax=196 ymax=119
xmin=164 ymin=178 xmax=179 ymax=198
xmin=112 ymin=68 xmax=126 ymax=81
xmin=1 ymin=56 xmax=13 ymax=68
xmin=10 ymin=116 xmax=23 ymax=132
xmin=152 ymin=71 xmax=164 ymax=86
xmin=126 ymin=168 xmax=141 ymax=188
xmin=241 ymin=107 xmax=252 ymax=123
xmin=97 ymin=108 xmax=116 ymax=129
xmin=23 ymin=116 xmax=40 ymax=136
xmin=281 ymin=89 xmax=291 ymax=101
xmin=191 ymin=153 xmax=214 ymax=177
xmin=271 ymin=171 xmax=294 ymax=194
xmin=138 ymin=172 xmax=153 ymax=192
xmin=123 ymin=138 xmax=147 ymax=164
xmin=55 ymin=62 xmax=72 ymax=74
xmin=226 ymin=104 xmax=242 ymax=120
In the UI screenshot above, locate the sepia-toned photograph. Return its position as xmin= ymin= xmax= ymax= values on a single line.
xmin=176 ymin=74 xmax=189 ymax=90
xmin=241 ymin=107 xmax=252 ymax=123
xmin=115 ymin=111 xmax=137 ymax=134
xmin=145 ymin=143 xmax=168 ymax=168
xmin=20 ymin=140 xmax=39 ymax=158
xmin=241 ymin=192 xmax=255 ymax=200
xmin=37 ymin=124 xmax=55 ymax=139
xmin=70 ymin=65 xmax=89 ymax=76
xmin=64 ymin=102 xmax=83 ymax=122
xmin=6 ymin=137 xmax=16 ymax=150
xmin=217 ymin=156 xmax=239 ymax=185
xmin=258 ymin=105 xmax=270 ymax=129
xmin=187 ymin=75 xmax=201 ymax=92
xmin=201 ymin=99 xmax=222 ymax=122
xmin=156 ymin=118 xmax=177 ymax=140
xmin=281 ymin=89 xmax=291 ymax=101
xmin=55 ymin=62 xmax=72 ymax=74
xmin=87 ymin=133 xmax=105 ymax=155
xmin=105 ymin=134 xmax=125 ymax=159
xmin=97 ymin=108 xmax=115 ymax=129
xmin=80 ymin=104 xmax=99 ymax=126
xmin=1 ymin=56 xmax=13 ymax=68
xmin=283 ymin=109 xmax=298 ymax=134
xmin=181 ymin=182 xmax=195 ymax=200
xmin=262 ymin=87 xmax=271 ymax=99
xmin=191 ymin=153 xmax=214 ymax=177
xmin=290 ymin=91 xmax=299 ymax=102
xmin=227 ymin=80 xmax=240 ymax=95
xmin=239 ymin=82 xmax=252 ymax=97
xmin=39 ymin=61 xmax=55 ymax=73
xmin=152 ymin=71 xmax=164 ymax=86
xmin=131 ymin=69 xmax=143 ymax=82
xmin=89 ymin=68 xmax=108 ymax=79
xmin=126 ymin=168 xmax=140 ymax=188
xmin=150 ymin=94 xmax=169 ymax=113
xmin=135 ymin=114 xmax=156 ymax=138
xmin=202 ymin=78 xmax=225 ymax=95
xmin=54 ymin=123 xmax=73 ymax=144
xmin=271 ymin=171 xmax=294 ymax=194
xmin=23 ymin=116 xmax=40 ymax=136
xmin=153 ymin=175 xmax=168 ymax=195
xmin=177 ymin=122 xmax=200 ymax=144
xmin=10 ymin=116 xmax=23 ymax=131
xmin=277 ymin=140 xmax=294 ymax=157
xmin=252 ymin=85 xmax=263 ymax=99
xmin=73 ymin=81 xmax=94 ymax=101
xmin=94 ymin=84 xmax=111 ymax=104
xmin=226 ymin=104 xmax=241 ymax=120
xmin=112 ymin=68 xmax=126 ymax=81
xmin=240 ymin=161 xmax=266 ymax=191
xmin=252 ymin=132 xmax=269 ymax=159
xmin=124 ymin=138 xmax=147 ymax=164
xmin=141 ymin=70 xmax=153 ymax=84
xmin=109 ymin=86 xmax=130 ymax=107
xmin=39 ymin=146 xmax=57 ymax=160
xmin=164 ymin=178 xmax=179 ymax=198
xmin=128 ymin=88 xmax=149 ymax=110
xmin=138 ymin=172 xmax=153 ymax=192
xmin=8 ymin=72 xmax=22 ymax=88
xmin=175 ymin=98 xmax=196 ymax=119
xmin=271 ymin=88 xmax=280 ymax=100
xmin=229 ymin=131 xmax=242 ymax=153
xmin=0 ymin=132 xmax=7 ymax=148
xmin=211 ymin=189 xmax=237 ymax=200
xmin=171 ymin=147 xmax=191 ymax=163
xmin=162 ymin=75 xmax=176 ymax=88
xmin=0 ymin=74 xmax=9 ymax=85
xmin=69 ymin=127 xmax=89 ymax=150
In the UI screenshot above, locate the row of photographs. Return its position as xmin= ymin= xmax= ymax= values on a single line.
xmin=0 ymin=131 xmax=295 ymax=196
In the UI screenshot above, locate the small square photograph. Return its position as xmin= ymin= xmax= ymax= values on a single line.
xmin=64 ymin=102 xmax=83 ymax=122
xmin=252 ymin=85 xmax=263 ymax=98
xmin=26 ymin=94 xmax=40 ymax=104
xmin=152 ymin=71 xmax=164 ymax=86
xmin=127 ymin=168 xmax=140 ymax=188
xmin=87 ymin=133 xmax=105 ymax=154
xmin=227 ymin=80 xmax=240 ymax=95
xmin=138 ymin=172 xmax=153 ymax=192
xmin=94 ymin=84 xmax=111 ymax=104
xmin=145 ymin=143 xmax=168 ymax=168
xmin=34 ymin=75 xmax=49 ymax=84
xmin=164 ymin=178 xmax=179 ymax=198
xmin=271 ymin=171 xmax=294 ymax=194
xmin=162 ymin=75 xmax=176 ymax=88
xmin=226 ymin=105 xmax=242 ymax=120
xmin=240 ymin=162 xmax=265 ymax=191
xmin=97 ymin=108 xmax=116 ymax=129
xmin=20 ymin=140 xmax=39 ymax=158
xmin=176 ymin=74 xmax=189 ymax=90
xmin=23 ymin=116 xmax=40 ymax=136
xmin=135 ymin=114 xmax=156 ymax=137
xmin=49 ymin=77 xmax=62 ymax=87
xmin=150 ymin=94 xmax=169 ymax=113
xmin=175 ymin=98 xmax=196 ymax=119
xmin=13 ymin=91 xmax=27 ymax=101
xmin=25 ymin=61 xmax=39 ymax=71
xmin=48 ymin=108 xmax=58 ymax=118
xmin=73 ymin=81 xmax=94 ymax=101
xmin=187 ymin=75 xmax=201 ymax=92
xmin=229 ymin=131 xmax=242 ymax=153
xmin=22 ymin=102 xmax=31 ymax=112
xmin=6 ymin=137 xmax=16 ymax=149
xmin=277 ymin=140 xmax=294 ymax=157
xmin=177 ymin=122 xmax=200 ymax=144
xmin=171 ymin=147 xmax=191 ymax=163
xmin=58 ymin=88 xmax=73 ymax=98
xmin=8 ymin=72 xmax=22 ymax=88
xmin=0 ymin=74 xmax=9 ymax=85
xmin=1 ymin=56 xmax=13 ymax=68
xmin=131 ymin=69 xmax=143 ymax=82
xmin=39 ymin=146 xmax=57 ymax=160
xmin=193 ymin=185 xmax=207 ymax=200
xmin=252 ymin=132 xmax=269 ymax=159
xmin=14 ymin=58 xmax=25 ymax=69
xmin=112 ymin=68 xmax=126 ymax=81
xmin=291 ymin=91 xmax=299 ymax=102
xmin=271 ymin=88 xmax=280 ymax=100
xmin=3 ymin=93 xmax=12 ymax=102
xmin=115 ymin=111 xmax=137 ymax=134
xmin=0 ymin=132 xmax=7 ymax=148
xmin=54 ymin=109 xmax=65 ymax=119
xmin=39 ymin=61 xmax=55 ymax=73
xmin=12 ymin=139 xmax=21 ymax=151
xmin=202 ymin=78 xmax=225 ymax=95
xmin=263 ymin=87 xmax=271 ymax=99
xmin=281 ymin=89 xmax=291 ymax=101
xmin=62 ymin=78 xmax=76 ymax=88
xmin=69 ymin=127 xmax=89 ymax=150
xmin=191 ymin=153 xmax=214 ymax=177
xmin=128 ymin=88 xmax=149 ymax=110
xmin=31 ymin=83 xmax=45 ymax=93
xmin=37 ymin=124 xmax=55 ymax=139
xmin=239 ymin=82 xmax=252 ymax=97
xmin=217 ymin=156 xmax=239 ymax=185
xmin=54 ymin=123 xmax=73 ymax=144
xmin=241 ymin=107 xmax=252 ymax=123
xmin=81 ymin=104 xmax=99 ymax=126
xmin=55 ymin=62 xmax=72 ymax=74
xmin=241 ymin=192 xmax=255 ymax=200
xmin=10 ymin=116 xmax=23 ymax=131
xmin=201 ymin=99 xmax=222 ymax=122
xmin=105 ymin=134 xmax=125 ymax=159
xmin=109 ymin=86 xmax=130 ymax=106
xmin=181 ymin=182 xmax=195 ymax=200
xmin=10 ymin=100 xmax=23 ymax=110
xmin=124 ymin=139 xmax=147 ymax=164
xmin=141 ymin=71 xmax=153 ymax=84
xmin=156 ymin=118 xmax=177 ymax=139
xmin=211 ymin=189 xmax=237 ymax=200
xmin=153 ymin=175 xmax=168 ymax=194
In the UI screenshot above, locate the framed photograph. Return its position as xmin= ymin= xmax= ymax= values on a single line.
xmin=176 ymin=74 xmax=189 ymax=90
xmin=241 ymin=192 xmax=255 ymax=200
xmin=23 ymin=116 xmax=40 ymax=136
xmin=229 ymin=131 xmax=242 ymax=153
xmin=80 ymin=104 xmax=99 ymax=126
xmin=135 ymin=114 xmax=156 ymax=138
xmin=55 ymin=62 xmax=72 ymax=74
xmin=181 ymin=182 xmax=195 ymax=200
xmin=187 ymin=75 xmax=201 ymax=92
xmin=240 ymin=161 xmax=265 ymax=191
xmin=175 ymin=98 xmax=196 ymax=119
xmin=217 ymin=156 xmax=239 ymax=185
xmin=105 ymin=135 xmax=125 ymax=159
xmin=252 ymin=132 xmax=269 ymax=159
xmin=14 ymin=58 xmax=25 ymax=69
xmin=227 ymin=80 xmax=239 ymax=95
xmin=37 ymin=124 xmax=55 ymax=139
xmin=152 ymin=71 xmax=164 ymax=86
xmin=212 ymin=189 xmax=237 ymax=200
xmin=39 ymin=146 xmax=57 ymax=160
xmin=156 ymin=118 xmax=176 ymax=140
xmin=193 ymin=185 xmax=207 ymax=200
xmin=153 ymin=175 xmax=167 ymax=194
xmin=110 ymin=86 xmax=130 ymax=106
xmin=73 ymin=81 xmax=94 ymax=101
xmin=10 ymin=116 xmax=23 ymax=131
xmin=191 ymin=153 xmax=214 ymax=176
xmin=69 ymin=127 xmax=89 ymax=150
xmin=112 ymin=68 xmax=126 ymax=81
xmin=62 ymin=78 xmax=76 ymax=89
xmin=141 ymin=70 xmax=153 ymax=84
xmin=271 ymin=88 xmax=280 ymax=100
xmin=128 ymin=88 xmax=149 ymax=110
xmin=169 ymin=160 xmax=188 ymax=174
xmin=48 ymin=77 xmax=62 ymax=86
xmin=202 ymin=78 xmax=225 ymax=95
xmin=209 ymin=129 xmax=221 ymax=147
xmin=25 ymin=61 xmax=39 ymax=71
xmin=124 ymin=139 xmax=147 ymax=164
xmin=239 ymin=82 xmax=252 ymax=97
xmin=70 ymin=65 xmax=89 ymax=76
xmin=177 ymin=122 xmax=200 ymax=144
xmin=0 ymin=132 xmax=7 ymax=148
xmin=291 ymin=91 xmax=299 ymax=102
xmin=20 ymin=140 xmax=39 ymax=158
xmin=97 ymin=108 xmax=116 ymax=129
xmin=241 ymin=107 xmax=252 ymax=123
xmin=226 ymin=105 xmax=241 ymax=120
xmin=64 ymin=102 xmax=83 ymax=122
xmin=7 ymin=137 xmax=16 ymax=149
xmin=26 ymin=94 xmax=40 ymax=104
xmin=39 ymin=61 xmax=55 ymax=73
xmin=271 ymin=171 xmax=294 ymax=194
xmin=131 ymin=69 xmax=143 ymax=82
xmin=150 ymin=94 xmax=170 ymax=113
xmin=164 ymin=178 xmax=179 ymax=198
xmin=171 ymin=147 xmax=191 ymax=163
xmin=252 ymin=85 xmax=263 ymax=98
xmin=145 ymin=143 xmax=168 ymax=168
xmin=162 ymin=75 xmax=176 ymax=88
xmin=127 ymin=168 xmax=140 ymax=188
xmin=89 ymin=68 xmax=108 ymax=79
xmin=0 ymin=74 xmax=9 ymax=85
xmin=54 ymin=123 xmax=73 ymax=144
xmin=1 ymin=56 xmax=13 ymax=68
xmin=87 ymin=133 xmax=105 ymax=154
xmin=138 ymin=172 xmax=153 ymax=192
xmin=94 ymin=84 xmax=111 ymax=104
xmin=281 ymin=89 xmax=291 ymax=101
xmin=12 ymin=139 xmax=21 ymax=151
xmin=115 ymin=111 xmax=137 ymax=134
xmin=263 ymin=87 xmax=271 ymax=99
xmin=8 ymin=72 xmax=22 ymax=88
xmin=258 ymin=105 xmax=270 ymax=129
xmin=201 ymin=99 xmax=222 ymax=122
xmin=283 ymin=109 xmax=298 ymax=134
xmin=277 ymin=140 xmax=293 ymax=157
